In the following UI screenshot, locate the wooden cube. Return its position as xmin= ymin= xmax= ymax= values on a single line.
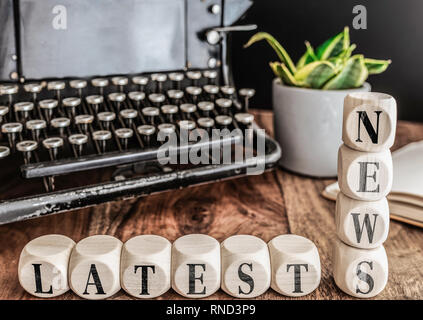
xmin=338 ymin=144 xmax=393 ymax=201
xmin=268 ymin=234 xmax=321 ymax=297
xmin=336 ymin=193 xmax=389 ymax=249
xmin=221 ymin=235 xmax=271 ymax=298
xmin=343 ymin=92 xmax=397 ymax=152
xmin=121 ymin=235 xmax=171 ymax=298
xmin=18 ymin=234 xmax=75 ymax=298
xmin=171 ymin=234 xmax=220 ymax=298
xmin=68 ymin=235 xmax=122 ymax=299
xmin=333 ymin=238 xmax=388 ymax=298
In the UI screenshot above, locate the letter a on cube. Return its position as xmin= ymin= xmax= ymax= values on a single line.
xmin=343 ymin=92 xmax=397 ymax=152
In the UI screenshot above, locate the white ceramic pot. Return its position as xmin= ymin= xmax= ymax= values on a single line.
xmin=272 ymin=78 xmax=371 ymax=177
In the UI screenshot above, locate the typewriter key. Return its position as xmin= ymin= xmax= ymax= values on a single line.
xmin=92 ymin=130 xmax=112 ymax=153
xmin=203 ymin=84 xmax=219 ymax=101
xmin=142 ymin=107 xmax=160 ymax=125
xmin=47 ymin=81 xmax=66 ymax=101
xmin=157 ymin=123 xmax=176 ymax=139
xmin=137 ymin=124 xmax=156 ymax=146
xmin=186 ymin=71 xmax=202 ymax=86
xmin=203 ymin=70 xmax=218 ymax=84
xmin=178 ymin=120 xmax=196 ymax=132
xmin=75 ymin=114 xmax=94 ymax=133
xmin=70 ymin=80 xmax=87 ymax=97
xmin=167 ymin=90 xmax=184 ymax=105
xmin=234 ymin=113 xmax=254 ymax=126
xmin=220 ymin=85 xmax=235 ymax=97
xmin=98 ymin=112 xmax=116 ymax=130
xmin=26 ymin=119 xmax=47 ymax=142
xmin=24 ymin=83 xmax=43 ymax=103
xmin=168 ymin=72 xmax=184 ymax=89
xmin=216 ymin=98 xmax=232 ymax=115
xmin=69 ymin=134 xmax=88 ymax=157
xmin=16 ymin=140 xmax=38 ymax=164
xmin=151 ymin=73 xmax=167 ymax=93
xmin=0 ymin=146 xmax=10 ymax=159
xmin=215 ymin=115 xmax=233 ymax=129
xmin=91 ymin=78 xmax=109 ymax=96
xmin=198 ymin=101 xmax=214 ymax=117
xmin=0 ymin=84 xmax=19 ymax=106
xmin=112 ymin=76 xmax=129 ymax=92
xmin=42 ymin=137 xmax=64 ymax=160
xmin=86 ymin=95 xmax=104 ymax=113
xmin=239 ymin=88 xmax=255 ymax=112
xmin=120 ymin=109 xmax=138 ymax=128
xmin=39 ymin=99 xmax=58 ymax=122
xmin=2 ymin=122 xmax=23 ymax=149
xmin=108 ymin=92 xmax=126 ymax=112
xmin=51 ymin=117 xmax=71 ymax=137
xmin=62 ymin=97 xmax=81 ymax=118
xmin=148 ymin=93 xmax=166 ymax=107
xmin=128 ymin=91 xmax=145 ymax=108
xmin=197 ymin=117 xmax=215 ymax=136
xmin=115 ymin=128 xmax=134 ymax=150
xmin=0 ymin=106 xmax=9 ymax=126
xmin=180 ymin=103 xmax=197 ymax=120
xmin=161 ymin=105 xmax=178 ymax=123
xmin=185 ymin=86 xmax=202 ymax=104
xmin=14 ymin=102 xmax=34 ymax=122
xmin=132 ymin=76 xmax=149 ymax=91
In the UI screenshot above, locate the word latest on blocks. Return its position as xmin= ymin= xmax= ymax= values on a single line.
xmin=18 ymin=234 xmax=322 ymax=299
xmin=334 ymin=92 xmax=396 ymax=298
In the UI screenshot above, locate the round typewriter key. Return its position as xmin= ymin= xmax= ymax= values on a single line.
xmin=161 ymin=104 xmax=178 ymax=122
xmin=92 ymin=130 xmax=112 ymax=153
xmin=169 ymin=72 xmax=184 ymax=89
xmin=97 ymin=111 xmax=116 ymax=130
xmin=24 ymin=83 xmax=43 ymax=102
xmin=180 ymin=103 xmax=197 ymax=120
xmin=91 ymin=78 xmax=109 ymax=95
xmin=70 ymin=80 xmax=87 ymax=97
xmin=128 ymin=91 xmax=145 ymax=108
xmin=178 ymin=120 xmax=196 ymax=131
xmin=39 ymin=99 xmax=58 ymax=122
xmin=186 ymin=86 xmax=202 ymax=104
xmin=86 ymin=94 xmax=104 ymax=113
xmin=108 ymin=92 xmax=126 ymax=112
xmin=239 ymin=88 xmax=256 ymax=111
xmin=216 ymin=98 xmax=232 ymax=114
xmin=120 ymin=109 xmax=138 ymax=127
xmin=62 ymin=97 xmax=81 ymax=118
xmin=167 ymin=89 xmax=184 ymax=105
xmin=47 ymin=81 xmax=66 ymax=101
xmin=0 ymin=146 xmax=10 ymax=159
xmin=2 ymin=122 xmax=23 ymax=148
xmin=69 ymin=134 xmax=88 ymax=156
xmin=203 ymin=70 xmax=218 ymax=84
xmin=1 ymin=84 xmax=19 ymax=95
xmin=186 ymin=71 xmax=202 ymax=86
xmin=75 ymin=114 xmax=94 ymax=133
xmin=14 ymin=101 xmax=34 ymax=121
xmin=26 ymin=119 xmax=47 ymax=141
xmin=151 ymin=73 xmax=167 ymax=93
xmin=132 ymin=76 xmax=149 ymax=91
xmin=0 ymin=106 xmax=9 ymax=124
xmin=142 ymin=107 xmax=160 ymax=125
xmin=203 ymin=84 xmax=219 ymax=101
xmin=198 ymin=101 xmax=214 ymax=117
xmin=220 ymin=85 xmax=235 ymax=97
xmin=197 ymin=117 xmax=215 ymax=129
xmin=137 ymin=124 xmax=156 ymax=146
xmin=234 ymin=113 xmax=254 ymax=125
xmin=148 ymin=93 xmax=166 ymax=107
xmin=115 ymin=128 xmax=134 ymax=150
xmin=157 ymin=123 xmax=176 ymax=139
xmin=215 ymin=115 xmax=233 ymax=129
xmin=112 ymin=76 xmax=129 ymax=92
xmin=43 ymin=137 xmax=64 ymax=160
xmin=16 ymin=140 xmax=38 ymax=164
xmin=51 ymin=117 xmax=71 ymax=136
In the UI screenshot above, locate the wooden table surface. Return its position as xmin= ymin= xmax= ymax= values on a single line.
xmin=0 ymin=110 xmax=422 ymax=300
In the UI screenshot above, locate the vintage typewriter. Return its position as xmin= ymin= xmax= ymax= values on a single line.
xmin=0 ymin=0 xmax=280 ymax=224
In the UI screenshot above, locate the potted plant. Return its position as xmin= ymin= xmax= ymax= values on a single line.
xmin=245 ymin=27 xmax=391 ymax=177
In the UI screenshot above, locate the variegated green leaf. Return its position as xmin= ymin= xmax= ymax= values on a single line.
xmin=269 ymin=61 xmax=299 ymax=86
xmin=295 ymin=61 xmax=337 ymax=89
xmin=316 ymin=26 xmax=350 ymax=60
xmin=245 ymin=32 xmax=296 ymax=74
xmin=323 ymin=55 xmax=368 ymax=90
xmin=364 ymin=58 xmax=392 ymax=74
xmin=296 ymin=41 xmax=318 ymax=69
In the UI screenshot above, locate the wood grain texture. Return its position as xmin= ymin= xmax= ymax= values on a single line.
xmin=0 ymin=111 xmax=422 ymax=300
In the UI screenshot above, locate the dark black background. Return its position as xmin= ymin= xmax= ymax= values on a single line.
xmin=229 ymin=0 xmax=422 ymax=121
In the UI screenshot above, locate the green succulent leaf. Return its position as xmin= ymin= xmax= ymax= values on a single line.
xmin=245 ymin=32 xmax=296 ymax=74
xmin=294 ymin=61 xmax=337 ymax=89
xmin=296 ymin=41 xmax=318 ymax=69
xmin=364 ymin=58 xmax=392 ymax=74
xmin=316 ymin=26 xmax=350 ymax=60
xmin=269 ymin=61 xmax=300 ymax=86
xmin=323 ymin=55 xmax=368 ymax=90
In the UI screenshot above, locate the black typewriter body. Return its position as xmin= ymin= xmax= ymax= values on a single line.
xmin=0 ymin=0 xmax=281 ymax=225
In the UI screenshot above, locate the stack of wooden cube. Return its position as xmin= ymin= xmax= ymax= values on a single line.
xmin=333 ymin=92 xmax=397 ymax=298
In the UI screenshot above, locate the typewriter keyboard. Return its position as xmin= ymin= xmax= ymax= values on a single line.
xmin=0 ymin=70 xmax=257 ymax=192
